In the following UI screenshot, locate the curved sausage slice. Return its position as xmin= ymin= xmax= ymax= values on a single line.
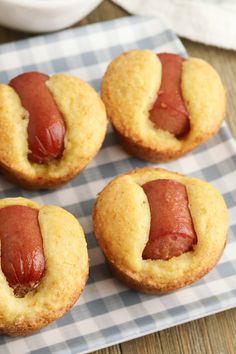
xmin=10 ymin=72 xmax=66 ymax=164
xmin=142 ymin=179 xmax=197 ymax=260
xmin=0 ymin=205 xmax=45 ymax=296
xmin=149 ymin=53 xmax=190 ymax=137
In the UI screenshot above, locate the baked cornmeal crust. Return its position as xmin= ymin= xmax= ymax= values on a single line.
xmin=93 ymin=168 xmax=228 ymax=293
xmin=0 ymin=197 xmax=88 ymax=336
xmin=101 ymin=50 xmax=226 ymax=161
xmin=0 ymin=74 xmax=107 ymax=188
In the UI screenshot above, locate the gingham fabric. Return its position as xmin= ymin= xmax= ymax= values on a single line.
xmin=0 ymin=16 xmax=235 ymax=354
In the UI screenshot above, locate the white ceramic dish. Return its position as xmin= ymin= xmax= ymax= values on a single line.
xmin=0 ymin=0 xmax=102 ymax=33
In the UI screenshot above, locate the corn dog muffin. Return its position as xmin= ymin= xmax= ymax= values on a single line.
xmin=93 ymin=167 xmax=228 ymax=293
xmin=0 ymin=72 xmax=107 ymax=189
xmin=0 ymin=197 xmax=88 ymax=336
xmin=101 ymin=50 xmax=226 ymax=162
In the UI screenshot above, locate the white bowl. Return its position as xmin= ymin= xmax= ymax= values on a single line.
xmin=0 ymin=0 xmax=102 ymax=33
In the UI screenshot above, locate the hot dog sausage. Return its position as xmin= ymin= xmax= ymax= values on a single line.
xmin=149 ymin=53 xmax=190 ymax=137
xmin=0 ymin=205 xmax=45 ymax=297
xmin=9 ymin=72 xmax=66 ymax=164
xmin=142 ymin=179 xmax=197 ymax=260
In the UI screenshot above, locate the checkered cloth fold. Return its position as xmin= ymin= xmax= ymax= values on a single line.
xmin=0 ymin=16 xmax=235 ymax=354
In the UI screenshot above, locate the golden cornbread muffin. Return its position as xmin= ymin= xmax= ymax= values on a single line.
xmin=93 ymin=167 xmax=228 ymax=293
xmin=0 ymin=197 xmax=88 ymax=336
xmin=0 ymin=73 xmax=107 ymax=189
xmin=101 ymin=50 xmax=226 ymax=162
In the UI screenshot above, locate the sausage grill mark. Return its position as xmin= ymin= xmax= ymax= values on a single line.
xmin=142 ymin=179 xmax=197 ymax=260
xmin=9 ymin=72 xmax=66 ymax=164
xmin=149 ymin=53 xmax=190 ymax=138
xmin=0 ymin=205 xmax=45 ymax=297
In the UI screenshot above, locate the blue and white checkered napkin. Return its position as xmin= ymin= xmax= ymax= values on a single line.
xmin=0 ymin=16 xmax=235 ymax=354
